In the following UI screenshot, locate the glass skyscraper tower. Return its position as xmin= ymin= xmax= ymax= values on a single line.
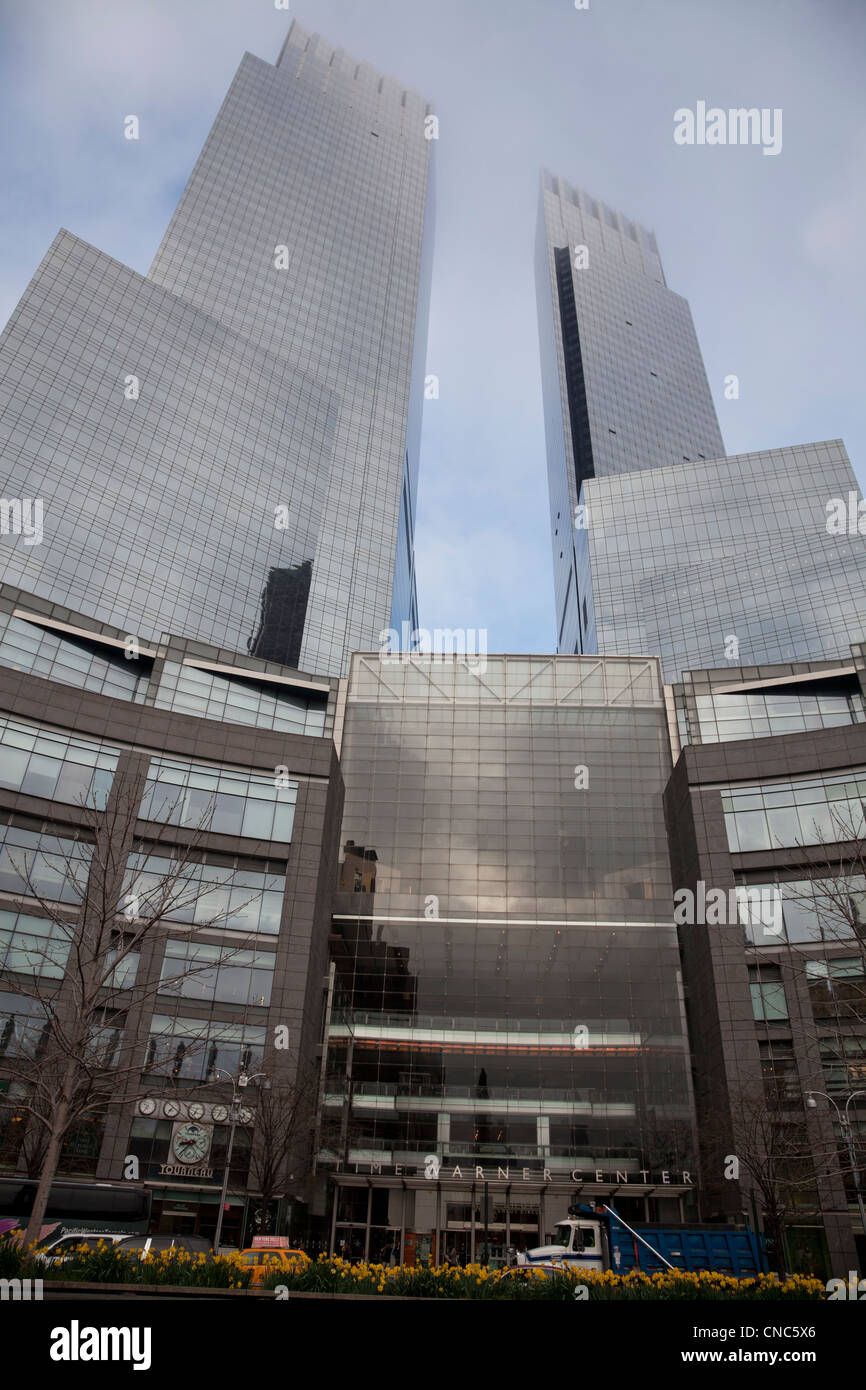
xmin=0 ymin=20 xmax=434 ymax=678
xmin=536 ymin=171 xmax=724 ymax=657
xmin=537 ymin=169 xmax=866 ymax=681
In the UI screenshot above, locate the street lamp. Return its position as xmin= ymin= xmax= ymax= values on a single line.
xmin=212 ymin=1068 xmax=267 ymax=1252
xmin=805 ymin=1089 xmax=866 ymax=1240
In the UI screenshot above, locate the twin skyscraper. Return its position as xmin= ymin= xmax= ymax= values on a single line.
xmin=1 ymin=17 xmax=864 ymax=681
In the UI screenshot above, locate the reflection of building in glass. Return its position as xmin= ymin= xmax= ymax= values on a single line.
xmin=248 ymin=560 xmax=314 ymax=670
xmin=319 ymin=654 xmax=698 ymax=1261
xmin=338 ymin=842 xmax=378 ymax=895
xmin=0 ymin=20 xmax=434 ymax=679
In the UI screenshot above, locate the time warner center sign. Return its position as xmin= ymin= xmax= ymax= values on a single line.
xmin=338 ymin=1157 xmax=695 ymax=1185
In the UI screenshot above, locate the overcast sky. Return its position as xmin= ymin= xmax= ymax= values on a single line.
xmin=0 ymin=0 xmax=863 ymax=654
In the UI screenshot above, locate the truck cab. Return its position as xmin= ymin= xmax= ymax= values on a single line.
xmin=515 ymin=1218 xmax=606 ymax=1274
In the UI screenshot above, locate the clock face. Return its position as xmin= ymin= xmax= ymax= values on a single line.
xmin=172 ymin=1122 xmax=211 ymax=1164
xmin=139 ymin=1099 xmax=156 ymax=1116
xmin=211 ymin=1105 xmax=228 ymax=1123
xmin=238 ymin=1108 xmax=253 ymax=1125
xmin=187 ymin=1103 xmax=205 ymax=1121
xmin=163 ymin=1101 xmax=180 ymax=1119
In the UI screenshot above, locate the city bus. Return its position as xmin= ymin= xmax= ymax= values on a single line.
xmin=0 ymin=1177 xmax=152 ymax=1242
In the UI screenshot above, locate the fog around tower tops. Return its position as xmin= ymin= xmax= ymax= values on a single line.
xmin=0 ymin=0 xmax=863 ymax=654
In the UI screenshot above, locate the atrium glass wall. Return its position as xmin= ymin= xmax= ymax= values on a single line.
xmin=325 ymin=654 xmax=696 ymax=1196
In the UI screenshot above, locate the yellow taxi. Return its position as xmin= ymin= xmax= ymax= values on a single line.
xmin=238 ymin=1238 xmax=310 ymax=1285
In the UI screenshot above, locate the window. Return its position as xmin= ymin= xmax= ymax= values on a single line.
xmin=759 ymin=1041 xmax=799 ymax=1105
xmin=153 ymin=661 xmax=327 ymax=737
xmin=806 ymin=958 xmax=865 ymax=1021
xmin=159 ymin=940 xmax=274 ymax=1007
xmin=697 ymin=686 xmax=865 ymax=745
xmin=0 ymin=909 xmax=72 ymax=979
xmin=0 ymin=718 xmax=118 ymax=809
xmin=722 ymin=772 xmax=866 ymax=852
xmin=0 ymin=823 xmax=92 ymax=903
xmin=145 ymin=1014 xmax=266 ymax=1081
xmin=125 ymin=852 xmax=284 ymax=935
xmin=139 ymin=757 xmax=297 ymax=842
xmin=0 ymin=991 xmax=52 ymax=1059
xmin=739 ymin=876 xmax=863 ymax=947
xmin=749 ymin=965 xmax=788 ymax=1022
xmin=0 ymin=615 xmax=150 ymax=703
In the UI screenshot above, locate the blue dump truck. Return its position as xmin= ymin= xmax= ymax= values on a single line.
xmin=514 ymin=1203 xmax=767 ymax=1278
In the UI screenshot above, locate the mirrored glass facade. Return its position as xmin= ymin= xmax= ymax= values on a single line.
xmin=326 ymin=654 xmax=696 ymax=1203
xmin=579 ymin=441 xmax=866 ymax=682
xmin=147 ymin=19 xmax=434 ymax=676
xmin=0 ymin=20 xmax=434 ymax=678
xmin=536 ymin=172 xmax=724 ymax=654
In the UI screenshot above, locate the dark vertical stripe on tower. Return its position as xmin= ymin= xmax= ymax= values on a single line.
xmin=554 ymin=246 xmax=595 ymax=494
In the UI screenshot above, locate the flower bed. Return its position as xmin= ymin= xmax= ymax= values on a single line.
xmin=0 ymin=1241 xmax=827 ymax=1299
xmin=259 ymin=1256 xmax=825 ymax=1301
xmin=1 ymin=1240 xmax=251 ymax=1288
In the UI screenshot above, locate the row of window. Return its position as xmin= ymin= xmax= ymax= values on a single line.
xmin=0 ymin=613 xmax=330 ymax=738
xmin=0 ymin=717 xmax=118 ymax=810
xmin=0 ymin=899 xmax=274 ymax=1010
xmin=139 ymin=757 xmax=296 ymax=842
xmin=159 ymin=940 xmax=274 ymax=1007
xmin=125 ymin=852 xmax=284 ymax=935
xmin=0 ymin=825 xmax=286 ymax=934
xmin=0 ymin=717 xmax=299 ymax=845
xmin=722 ymin=773 xmax=866 ymax=852
xmin=145 ymin=1015 xmax=266 ymax=1081
xmin=694 ymin=687 xmax=865 ymax=745
xmin=154 ymin=661 xmax=327 ymax=737
xmin=0 ymin=614 xmax=148 ymax=702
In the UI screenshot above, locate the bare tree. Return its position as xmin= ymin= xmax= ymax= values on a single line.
xmin=750 ymin=807 xmax=866 ymax=1194
xmin=247 ymin=1071 xmax=319 ymax=1238
xmin=0 ymin=778 xmax=266 ymax=1248
xmin=707 ymin=1081 xmax=819 ymax=1273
